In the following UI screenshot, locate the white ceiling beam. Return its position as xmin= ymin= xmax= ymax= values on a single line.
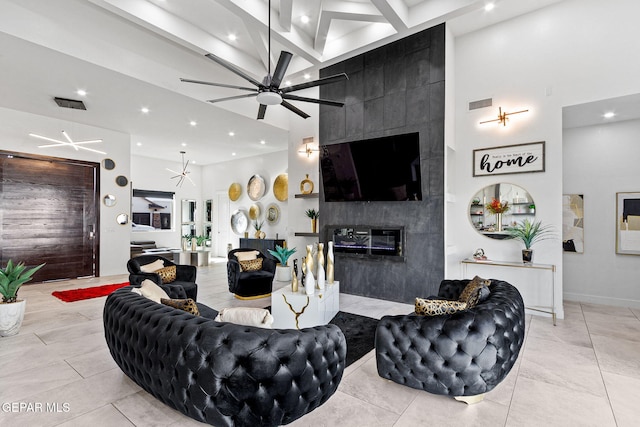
xmin=370 ymin=0 xmax=409 ymax=31
xmin=315 ymin=10 xmax=388 ymax=54
xmin=408 ymin=0 xmax=479 ymax=27
xmin=214 ymin=0 xmax=322 ymax=66
xmin=87 ymin=0 xmax=264 ymax=77
xmin=279 ymin=0 xmax=293 ymax=32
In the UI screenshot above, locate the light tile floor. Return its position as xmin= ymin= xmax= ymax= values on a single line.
xmin=1 ymin=262 xmax=639 ymax=426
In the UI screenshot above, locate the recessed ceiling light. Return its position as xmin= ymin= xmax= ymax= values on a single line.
xmin=231 ymin=152 xmax=236 ymax=156
xmin=303 ymin=73 xmax=311 ymax=80
xmin=141 ymin=107 xmax=149 ymax=113
xmin=181 ymin=142 xmax=187 ymax=147
xmin=284 ymin=80 xmax=291 ymax=86
xmin=485 ymin=3 xmax=495 ymax=12
xmin=190 ymin=120 xmax=197 ymax=126
xmin=136 ymin=142 xmax=142 ymax=146
xmin=301 ymin=15 xmax=310 ymax=24
xmin=603 ymin=112 xmax=615 ymax=119
xmin=260 ymin=140 xmax=266 ymax=145
xmin=76 ymin=89 xmax=87 ymax=97
xmin=228 ymin=34 xmax=237 ymax=42
xmin=228 ymin=131 xmax=235 ymax=136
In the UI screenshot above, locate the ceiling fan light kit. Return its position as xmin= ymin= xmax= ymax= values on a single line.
xmin=181 ymin=0 xmax=347 ymax=120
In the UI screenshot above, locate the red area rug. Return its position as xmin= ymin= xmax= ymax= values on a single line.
xmin=52 ymin=282 xmax=129 ymax=302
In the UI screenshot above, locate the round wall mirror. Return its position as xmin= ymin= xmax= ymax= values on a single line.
xmin=103 ymin=194 xmax=116 ymax=207
xmin=116 ymin=213 xmax=129 ymax=225
xmin=103 ymin=158 xmax=116 ymax=170
xmin=469 ymin=183 xmax=535 ymax=239
xmin=115 ymin=175 xmax=128 ymax=187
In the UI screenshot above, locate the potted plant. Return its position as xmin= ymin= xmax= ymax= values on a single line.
xmin=305 ymin=209 xmax=319 ymax=233
xmin=195 ymin=234 xmax=207 ymax=248
xmin=268 ymin=245 xmax=297 ymax=282
xmin=253 ymin=221 xmax=265 ymax=239
xmin=506 ymin=219 xmax=555 ymax=264
xmin=0 ymin=260 xmax=45 ymax=337
xmin=182 ymin=234 xmax=192 ymax=251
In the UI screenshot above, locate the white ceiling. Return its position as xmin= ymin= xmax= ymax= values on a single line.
xmin=3 ymin=0 xmax=632 ymax=165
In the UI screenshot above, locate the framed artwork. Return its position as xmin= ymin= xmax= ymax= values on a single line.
xmin=473 ymin=141 xmax=545 ymax=177
xmin=562 ymin=194 xmax=584 ymax=253
xmin=616 ymin=192 xmax=640 ymax=255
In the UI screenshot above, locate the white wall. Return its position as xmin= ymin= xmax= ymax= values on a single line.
xmin=130 ymin=155 xmax=203 ymax=249
xmin=201 ymin=150 xmax=289 ymax=253
xmin=0 ymin=106 xmax=131 ymax=275
xmin=448 ymin=0 xmax=640 ymax=318
xmin=563 ymin=119 xmax=640 ymax=308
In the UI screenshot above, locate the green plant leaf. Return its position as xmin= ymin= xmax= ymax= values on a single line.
xmin=267 ymin=245 xmax=297 ymax=266
xmin=0 ymin=261 xmax=45 ymax=303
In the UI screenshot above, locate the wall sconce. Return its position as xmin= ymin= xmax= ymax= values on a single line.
xmin=480 ymin=107 xmax=529 ymax=126
xmin=298 ymin=136 xmax=319 ymax=157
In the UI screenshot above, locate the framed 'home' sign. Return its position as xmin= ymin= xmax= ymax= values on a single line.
xmin=473 ymin=141 xmax=545 ymax=177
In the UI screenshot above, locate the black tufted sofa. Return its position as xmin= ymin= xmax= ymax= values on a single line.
xmin=375 ymin=279 xmax=525 ymax=400
xmin=103 ymin=285 xmax=346 ymax=426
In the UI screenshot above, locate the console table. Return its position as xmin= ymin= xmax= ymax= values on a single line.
xmin=271 ymin=282 xmax=340 ymax=329
xmin=173 ymin=250 xmax=210 ymax=267
xmin=239 ymin=238 xmax=285 ymax=260
xmin=461 ymin=259 xmax=556 ymax=325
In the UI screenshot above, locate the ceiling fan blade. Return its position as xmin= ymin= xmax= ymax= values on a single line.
xmin=205 ymin=53 xmax=262 ymax=87
xmin=180 ymin=78 xmax=256 ymax=92
xmin=281 ymin=100 xmax=310 ymax=119
xmin=281 ymin=73 xmax=349 ymax=93
xmin=283 ymin=94 xmax=344 ymax=107
xmin=206 ymin=93 xmax=258 ymax=103
xmin=257 ymin=104 xmax=267 ymax=120
xmin=271 ymin=51 xmax=293 ymax=88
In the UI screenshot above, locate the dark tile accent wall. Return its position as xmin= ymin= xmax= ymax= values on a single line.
xmin=319 ymin=23 xmax=445 ymax=303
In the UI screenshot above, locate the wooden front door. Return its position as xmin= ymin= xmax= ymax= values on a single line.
xmin=0 ymin=152 xmax=99 ymax=282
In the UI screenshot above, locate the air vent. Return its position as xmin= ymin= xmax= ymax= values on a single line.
xmin=54 ymin=97 xmax=86 ymax=110
xmin=469 ymin=98 xmax=492 ymax=111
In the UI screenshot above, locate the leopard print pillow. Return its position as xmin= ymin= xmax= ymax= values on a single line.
xmin=161 ymin=298 xmax=200 ymax=316
xmin=415 ymin=297 xmax=468 ymax=316
xmin=239 ymin=258 xmax=263 ymax=272
xmin=155 ymin=265 xmax=176 ymax=284
xmin=458 ymin=276 xmax=491 ymax=308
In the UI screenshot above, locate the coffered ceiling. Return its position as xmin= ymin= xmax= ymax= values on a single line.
xmin=0 ymin=0 xmax=566 ymax=165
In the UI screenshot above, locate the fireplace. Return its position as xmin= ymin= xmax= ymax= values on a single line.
xmin=330 ymin=226 xmax=404 ymax=259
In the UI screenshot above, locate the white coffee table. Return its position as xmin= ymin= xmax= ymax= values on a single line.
xmin=271 ymin=281 xmax=340 ymax=329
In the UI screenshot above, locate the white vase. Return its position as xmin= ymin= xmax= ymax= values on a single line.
xmin=327 ymin=241 xmax=335 ymax=284
xmin=317 ymin=243 xmax=325 ymax=290
xmin=0 ymin=299 xmax=26 ymax=337
xmin=305 ymin=245 xmax=315 ymax=295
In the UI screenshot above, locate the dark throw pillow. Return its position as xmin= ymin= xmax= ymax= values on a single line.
xmin=161 ymin=298 xmax=200 ymax=316
xmin=415 ymin=297 xmax=468 ymax=316
xmin=156 ymin=265 xmax=177 ymax=283
xmin=458 ymin=276 xmax=491 ymax=308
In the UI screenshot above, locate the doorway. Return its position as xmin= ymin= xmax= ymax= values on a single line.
xmin=0 ymin=151 xmax=99 ymax=282
xmin=216 ymin=191 xmax=230 ymax=257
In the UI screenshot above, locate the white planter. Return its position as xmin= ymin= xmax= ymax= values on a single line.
xmin=0 ymin=299 xmax=26 ymax=337
xmin=275 ymin=265 xmax=292 ymax=282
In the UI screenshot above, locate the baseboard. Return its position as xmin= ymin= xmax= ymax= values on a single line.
xmin=564 ymin=292 xmax=640 ymax=310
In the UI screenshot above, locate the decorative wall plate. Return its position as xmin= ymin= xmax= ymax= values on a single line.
xmin=115 ymin=175 xmax=129 ymax=187
xmin=247 ymin=174 xmax=267 ymax=201
xmin=249 ymin=203 xmax=261 ymax=220
xmin=273 ymin=173 xmax=288 ymax=201
xmin=103 ymin=194 xmax=116 ymax=207
xmin=228 ymin=182 xmax=242 ymax=201
xmin=266 ymin=203 xmax=280 ymax=225
xmin=102 ymin=158 xmax=115 ymax=170
xmin=230 ymin=209 xmax=249 ymax=235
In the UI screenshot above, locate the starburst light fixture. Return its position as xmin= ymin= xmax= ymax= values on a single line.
xmin=167 ymin=151 xmax=195 ymax=187
xmin=29 ymin=131 xmax=106 ymax=154
xmin=479 ymin=107 xmax=529 ymax=126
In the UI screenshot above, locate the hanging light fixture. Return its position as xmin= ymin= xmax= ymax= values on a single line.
xmin=166 ymin=151 xmax=195 ymax=187
xmin=29 ymin=131 xmax=105 ymax=154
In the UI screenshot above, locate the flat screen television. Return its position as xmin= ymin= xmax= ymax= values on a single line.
xmin=320 ymin=132 xmax=422 ymax=202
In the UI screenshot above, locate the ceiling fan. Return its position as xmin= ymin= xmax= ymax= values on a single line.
xmin=167 ymin=151 xmax=194 ymax=187
xmin=180 ymin=0 xmax=348 ymax=120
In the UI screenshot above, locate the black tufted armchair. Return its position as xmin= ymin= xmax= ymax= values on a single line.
xmin=375 ymin=279 xmax=525 ymax=403
xmin=227 ymin=248 xmax=276 ymax=299
xmin=127 ymin=255 xmax=198 ymax=300
xmin=104 ymin=286 xmax=346 ymax=427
